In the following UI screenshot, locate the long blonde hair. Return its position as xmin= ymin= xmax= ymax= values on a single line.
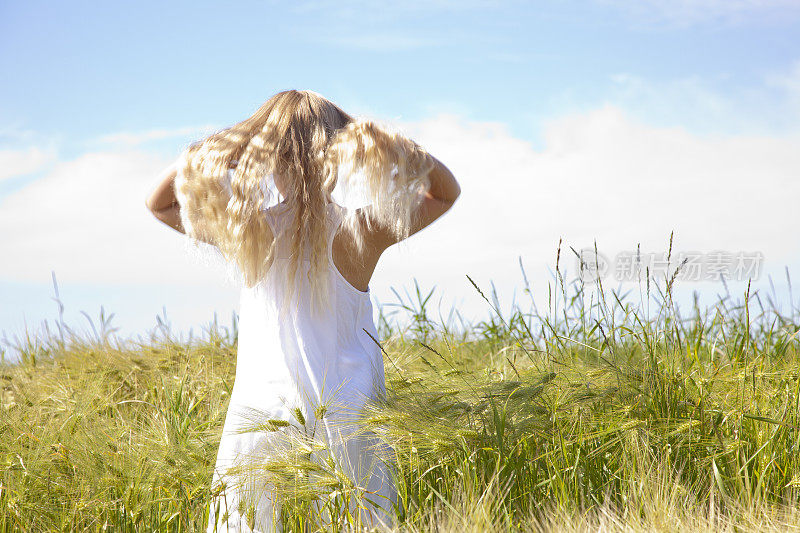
xmin=174 ymin=89 xmax=435 ymax=314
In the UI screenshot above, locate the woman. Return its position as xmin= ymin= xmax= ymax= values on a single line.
xmin=145 ymin=89 xmax=460 ymax=531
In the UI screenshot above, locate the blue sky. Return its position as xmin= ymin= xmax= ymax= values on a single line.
xmin=4 ymin=0 xmax=798 ymax=149
xmin=1 ymin=0 xmax=799 ymax=357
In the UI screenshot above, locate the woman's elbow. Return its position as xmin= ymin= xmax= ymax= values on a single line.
xmin=145 ymin=195 xmax=156 ymax=213
xmin=145 ymin=192 xmax=172 ymax=214
xmin=451 ymin=182 xmax=462 ymax=203
xmin=147 ymin=204 xmax=186 ymax=234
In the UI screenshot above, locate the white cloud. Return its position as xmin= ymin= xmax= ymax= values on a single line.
xmin=317 ymin=32 xmax=444 ymax=51
xmin=92 ymin=125 xmax=220 ymax=147
xmin=397 ymin=105 xmax=799 ymax=259
xmin=595 ymin=0 xmax=800 ymax=28
xmin=606 ymin=67 xmax=800 ymax=137
xmin=372 ymin=106 xmax=800 ymax=317
xmin=768 ymin=59 xmax=800 ymax=91
xmin=765 ymin=59 xmax=800 ymax=114
xmin=288 ymin=0 xmax=505 ymax=50
xmin=292 ymin=0 xmax=514 ymax=18
xmin=0 ymin=146 xmax=57 ymax=181
xmin=0 ymin=150 xmax=234 ymax=287
xmin=1 ymin=109 xmax=798 ymax=325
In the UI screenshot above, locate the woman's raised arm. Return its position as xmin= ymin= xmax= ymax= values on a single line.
xmin=358 ymin=153 xmax=461 ymax=252
xmin=145 ymin=161 xmax=186 ymax=235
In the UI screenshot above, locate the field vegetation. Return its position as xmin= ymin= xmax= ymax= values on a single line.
xmin=2 ymin=246 xmax=800 ymax=531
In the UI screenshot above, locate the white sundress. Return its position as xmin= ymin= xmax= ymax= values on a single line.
xmin=205 ymin=201 xmax=397 ymax=532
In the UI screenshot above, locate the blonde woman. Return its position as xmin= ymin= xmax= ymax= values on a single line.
xmin=145 ymin=89 xmax=460 ymax=531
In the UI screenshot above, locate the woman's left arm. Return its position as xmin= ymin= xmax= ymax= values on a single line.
xmin=145 ymin=162 xmax=185 ymax=234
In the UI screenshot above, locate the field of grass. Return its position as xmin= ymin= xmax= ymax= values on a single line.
xmin=2 ymin=250 xmax=800 ymax=532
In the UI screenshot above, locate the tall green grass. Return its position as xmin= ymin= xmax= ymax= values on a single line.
xmin=2 ymin=247 xmax=799 ymax=531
